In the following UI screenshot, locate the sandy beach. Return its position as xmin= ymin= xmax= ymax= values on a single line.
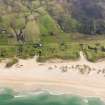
xmin=0 ymin=52 xmax=105 ymax=100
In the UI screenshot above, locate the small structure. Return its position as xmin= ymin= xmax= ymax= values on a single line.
xmin=33 ymin=43 xmax=43 ymax=48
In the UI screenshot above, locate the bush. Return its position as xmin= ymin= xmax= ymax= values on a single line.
xmin=6 ymin=58 xmax=18 ymax=68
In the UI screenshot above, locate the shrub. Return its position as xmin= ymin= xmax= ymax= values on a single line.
xmin=6 ymin=58 xmax=18 ymax=68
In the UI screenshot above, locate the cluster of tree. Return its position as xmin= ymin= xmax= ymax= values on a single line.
xmin=0 ymin=0 xmax=44 ymax=43
xmin=71 ymin=0 xmax=105 ymax=35
xmin=1 ymin=0 xmax=105 ymax=41
xmin=48 ymin=0 xmax=105 ymax=35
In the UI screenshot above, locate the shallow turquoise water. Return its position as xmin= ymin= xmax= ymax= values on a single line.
xmin=0 ymin=88 xmax=104 ymax=105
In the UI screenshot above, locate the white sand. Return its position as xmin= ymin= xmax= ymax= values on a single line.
xmin=0 ymin=52 xmax=105 ymax=99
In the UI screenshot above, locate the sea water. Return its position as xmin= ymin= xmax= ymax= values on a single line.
xmin=0 ymin=88 xmax=104 ymax=105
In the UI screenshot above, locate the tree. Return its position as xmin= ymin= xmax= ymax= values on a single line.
xmin=10 ymin=16 xmax=28 ymax=42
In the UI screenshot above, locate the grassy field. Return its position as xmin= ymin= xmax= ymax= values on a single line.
xmin=1 ymin=32 xmax=105 ymax=62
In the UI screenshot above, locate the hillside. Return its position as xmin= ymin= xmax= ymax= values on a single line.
xmin=0 ymin=0 xmax=105 ymax=62
xmin=1 ymin=0 xmax=105 ymax=43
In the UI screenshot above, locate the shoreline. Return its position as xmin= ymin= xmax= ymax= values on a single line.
xmin=0 ymin=52 xmax=105 ymax=100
